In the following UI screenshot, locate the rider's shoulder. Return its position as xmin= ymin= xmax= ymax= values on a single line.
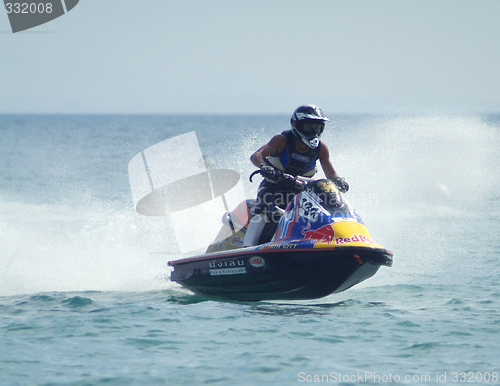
xmin=268 ymin=133 xmax=287 ymax=148
xmin=318 ymin=141 xmax=330 ymax=156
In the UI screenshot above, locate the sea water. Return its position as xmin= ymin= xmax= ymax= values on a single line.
xmin=0 ymin=114 xmax=499 ymax=385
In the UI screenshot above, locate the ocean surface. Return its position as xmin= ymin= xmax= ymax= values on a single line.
xmin=1 ymin=114 xmax=499 ymax=385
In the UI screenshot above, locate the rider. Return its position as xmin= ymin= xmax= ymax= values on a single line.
xmin=244 ymin=104 xmax=349 ymax=246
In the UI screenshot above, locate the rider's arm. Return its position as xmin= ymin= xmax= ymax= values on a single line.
xmin=250 ymin=134 xmax=287 ymax=168
xmin=318 ymin=143 xmax=340 ymax=180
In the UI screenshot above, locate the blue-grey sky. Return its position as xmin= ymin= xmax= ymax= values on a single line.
xmin=1 ymin=0 xmax=499 ymax=114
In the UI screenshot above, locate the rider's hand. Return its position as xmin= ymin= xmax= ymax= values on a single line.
xmin=260 ymin=165 xmax=283 ymax=181
xmin=333 ymin=177 xmax=349 ymax=193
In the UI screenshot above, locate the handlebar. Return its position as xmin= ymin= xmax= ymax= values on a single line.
xmin=249 ymin=169 xmax=261 ymax=183
xmin=249 ymin=167 xmax=349 ymax=193
xmin=249 ymin=168 xmax=309 ymax=191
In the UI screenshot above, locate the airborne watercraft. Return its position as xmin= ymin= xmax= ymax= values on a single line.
xmin=168 ymin=173 xmax=393 ymax=301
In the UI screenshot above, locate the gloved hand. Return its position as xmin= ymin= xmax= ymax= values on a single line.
xmin=260 ymin=165 xmax=283 ymax=181
xmin=333 ymin=177 xmax=349 ymax=193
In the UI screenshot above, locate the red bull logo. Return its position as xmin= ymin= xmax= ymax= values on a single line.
xmin=302 ymin=224 xmax=335 ymax=244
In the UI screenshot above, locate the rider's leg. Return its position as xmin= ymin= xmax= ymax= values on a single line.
xmin=243 ymin=182 xmax=274 ymax=247
xmin=243 ymin=213 xmax=268 ymax=247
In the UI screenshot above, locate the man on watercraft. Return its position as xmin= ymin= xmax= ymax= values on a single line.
xmin=244 ymin=104 xmax=349 ymax=246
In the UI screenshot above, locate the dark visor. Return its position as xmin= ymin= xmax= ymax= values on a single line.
xmin=302 ymin=122 xmax=324 ymax=135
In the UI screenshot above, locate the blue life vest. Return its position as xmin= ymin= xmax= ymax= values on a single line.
xmin=267 ymin=130 xmax=321 ymax=177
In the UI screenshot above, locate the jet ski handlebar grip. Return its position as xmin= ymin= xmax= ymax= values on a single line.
xmin=250 ymin=165 xmax=283 ymax=182
xmin=249 ymin=168 xmax=306 ymax=192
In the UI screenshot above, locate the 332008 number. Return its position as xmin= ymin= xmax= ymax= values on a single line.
xmin=5 ymin=3 xmax=53 ymax=14
xmin=452 ymin=372 xmax=498 ymax=383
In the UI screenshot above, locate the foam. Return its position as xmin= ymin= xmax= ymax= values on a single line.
xmin=0 ymin=199 xmax=177 ymax=296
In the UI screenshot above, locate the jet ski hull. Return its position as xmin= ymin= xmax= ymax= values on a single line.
xmin=169 ymin=246 xmax=392 ymax=301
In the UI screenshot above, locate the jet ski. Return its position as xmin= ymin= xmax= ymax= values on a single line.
xmin=168 ymin=172 xmax=393 ymax=301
